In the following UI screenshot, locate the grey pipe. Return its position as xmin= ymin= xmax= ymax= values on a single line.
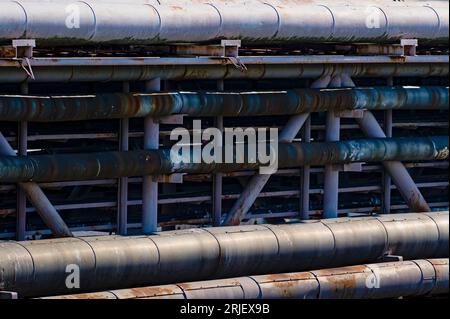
xmin=0 ymin=0 xmax=447 ymax=45
xmin=0 ymin=86 xmax=447 ymax=122
xmin=0 ymin=63 xmax=447 ymax=84
xmin=0 ymin=212 xmax=447 ymax=297
xmin=0 ymin=136 xmax=447 ymax=183
xmin=40 ymin=259 xmax=449 ymax=299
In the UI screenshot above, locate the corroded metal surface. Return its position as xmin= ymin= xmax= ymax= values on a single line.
xmin=40 ymin=259 xmax=449 ymax=299
xmin=0 ymin=0 xmax=448 ymax=45
xmin=0 ymin=86 xmax=447 ymax=122
xmin=0 ymin=136 xmax=446 ymax=183
xmin=0 ymin=212 xmax=447 ymax=297
xmin=0 ymin=61 xmax=448 ymax=83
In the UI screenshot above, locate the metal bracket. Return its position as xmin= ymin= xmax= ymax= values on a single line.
xmin=153 ymin=173 xmax=185 ymax=184
xmin=0 ymin=291 xmax=19 ymax=299
xmin=338 ymin=109 xmax=365 ymax=118
xmin=13 ymin=39 xmax=35 ymax=58
xmin=332 ymin=162 xmax=364 ymax=172
xmin=356 ymin=39 xmax=418 ymax=57
xmin=158 ymin=114 xmax=185 ymax=125
xmin=382 ymin=254 xmax=404 ymax=262
xmin=11 ymin=39 xmax=36 ymax=80
xmin=171 ymin=40 xmax=246 ymax=72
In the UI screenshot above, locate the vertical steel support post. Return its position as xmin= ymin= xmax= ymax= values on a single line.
xmin=16 ymin=82 xmax=28 ymax=240
xmin=300 ymin=116 xmax=311 ymax=220
xmin=142 ymin=78 xmax=161 ymax=234
xmin=323 ymin=109 xmax=340 ymax=218
xmin=382 ymin=77 xmax=394 ymax=214
xmin=213 ymin=79 xmax=224 ymax=226
xmin=117 ymin=81 xmax=130 ymax=235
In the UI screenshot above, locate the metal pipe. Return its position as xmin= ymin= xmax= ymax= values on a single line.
xmin=0 ymin=133 xmax=73 ymax=237
xmin=356 ymin=111 xmax=436 ymax=212
xmin=41 ymin=259 xmax=449 ymax=299
xmin=0 ymin=0 xmax=447 ymax=45
xmin=0 ymin=136 xmax=447 ymax=183
xmin=1 ymin=86 xmax=447 ymax=122
xmin=0 ymin=212 xmax=447 ymax=297
xmin=0 ymin=62 xmax=447 ymax=84
xmin=142 ymin=78 xmax=161 ymax=234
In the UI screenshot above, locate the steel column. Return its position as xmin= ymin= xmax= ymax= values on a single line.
xmin=356 ymin=111 xmax=431 ymax=212
xmin=117 ymin=81 xmax=130 ymax=235
xmin=382 ymin=77 xmax=394 ymax=214
xmin=323 ymin=109 xmax=341 ymax=218
xmin=16 ymin=82 xmax=28 ymax=240
xmin=142 ymin=78 xmax=161 ymax=234
xmin=213 ymin=79 xmax=224 ymax=226
xmin=300 ymin=116 xmax=311 ymax=220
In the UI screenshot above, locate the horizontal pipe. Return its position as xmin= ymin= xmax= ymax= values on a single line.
xmin=40 ymin=259 xmax=449 ymax=299
xmin=0 ymin=136 xmax=447 ymax=183
xmin=0 ymin=212 xmax=448 ymax=297
xmin=0 ymin=0 xmax=447 ymax=45
xmin=0 ymin=62 xmax=448 ymax=84
xmin=0 ymin=86 xmax=447 ymax=122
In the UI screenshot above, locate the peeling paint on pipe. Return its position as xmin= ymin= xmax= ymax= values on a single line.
xmin=39 ymin=259 xmax=449 ymax=299
xmin=0 ymin=212 xmax=447 ymax=297
xmin=0 ymin=86 xmax=447 ymax=122
xmin=0 ymin=137 xmax=447 ymax=183
xmin=0 ymin=0 xmax=448 ymax=45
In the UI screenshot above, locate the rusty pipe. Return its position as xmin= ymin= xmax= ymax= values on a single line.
xmin=0 ymin=212 xmax=448 ymax=297
xmin=0 ymin=136 xmax=447 ymax=183
xmin=0 ymin=86 xmax=447 ymax=122
xmin=0 ymin=62 xmax=448 ymax=84
xmin=0 ymin=0 xmax=447 ymax=45
xmin=40 ymin=259 xmax=449 ymax=299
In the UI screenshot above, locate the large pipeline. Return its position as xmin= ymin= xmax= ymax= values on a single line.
xmin=40 ymin=259 xmax=450 ymax=299
xmin=0 ymin=86 xmax=447 ymax=122
xmin=0 ymin=136 xmax=447 ymax=183
xmin=0 ymin=0 xmax=448 ymax=45
xmin=0 ymin=212 xmax=448 ymax=297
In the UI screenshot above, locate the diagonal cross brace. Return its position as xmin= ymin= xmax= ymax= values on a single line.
xmin=222 ymin=75 xmax=335 ymax=226
xmin=356 ymin=111 xmax=431 ymax=212
xmin=0 ymin=132 xmax=73 ymax=237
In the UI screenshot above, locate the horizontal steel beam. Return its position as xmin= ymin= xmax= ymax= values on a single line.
xmin=0 ymin=63 xmax=448 ymax=83
xmin=0 ymin=87 xmax=447 ymax=122
xmin=40 ymin=259 xmax=449 ymax=299
xmin=0 ymin=212 xmax=448 ymax=297
xmin=0 ymin=0 xmax=447 ymax=45
xmin=0 ymin=137 xmax=447 ymax=183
